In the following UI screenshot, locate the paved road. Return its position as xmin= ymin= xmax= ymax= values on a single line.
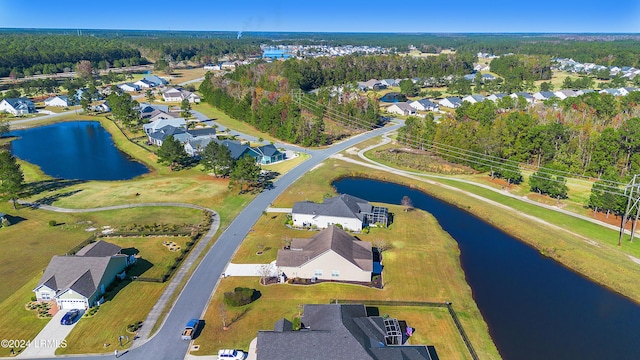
xmin=14 ymin=122 xmax=401 ymax=360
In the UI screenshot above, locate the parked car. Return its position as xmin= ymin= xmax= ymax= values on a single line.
xmin=218 ymin=349 xmax=245 ymax=359
xmin=60 ymin=309 xmax=81 ymax=325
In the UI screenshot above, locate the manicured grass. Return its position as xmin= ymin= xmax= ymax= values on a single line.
xmin=169 ymin=68 xmax=207 ymax=84
xmin=195 ymin=204 xmax=500 ymax=359
xmin=192 ymin=102 xmax=280 ymax=143
xmin=57 ymin=281 xmax=166 ymax=355
xmin=0 ymin=278 xmax=51 ymax=357
xmin=260 ymin=152 xmax=309 ymax=177
xmin=104 ymin=236 xmax=192 ymax=279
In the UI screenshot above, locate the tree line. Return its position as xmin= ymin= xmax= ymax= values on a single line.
xmin=398 ymin=91 xmax=640 ymax=212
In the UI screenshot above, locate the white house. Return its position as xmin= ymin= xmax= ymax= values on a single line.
xmin=386 ymin=102 xmax=416 ymax=116
xmin=204 ymin=64 xmax=221 ymax=71
xmin=439 ymin=97 xmax=463 ymax=108
xmin=33 ymin=241 xmax=136 ymax=310
xmin=409 ymin=98 xmax=439 ymax=111
xmin=509 ymin=92 xmax=534 ymax=103
xmin=0 ymin=98 xmax=36 ymax=116
xmin=276 ymin=225 xmax=373 ymax=283
xmin=143 ymin=117 xmax=187 ymax=135
xmin=44 ymin=95 xmax=70 ymax=107
xmin=133 ymin=79 xmax=156 ymax=89
xmin=532 ymin=92 xmax=557 ymax=101
xmin=118 ymin=83 xmax=140 ymax=92
xmin=462 ymin=94 xmax=486 ymax=104
xmin=553 ymin=90 xmax=578 ymax=100
xmin=162 ymin=88 xmax=201 ymax=103
xmin=486 ymin=93 xmax=508 ymax=102
xmin=291 ymin=194 xmax=389 ymax=231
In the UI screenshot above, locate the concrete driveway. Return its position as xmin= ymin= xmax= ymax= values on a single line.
xmin=223 ymin=262 xmax=277 ymax=277
xmin=18 ymin=310 xmax=82 ymax=358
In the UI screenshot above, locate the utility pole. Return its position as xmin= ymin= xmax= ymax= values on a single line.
xmin=618 ymin=174 xmax=640 ymax=246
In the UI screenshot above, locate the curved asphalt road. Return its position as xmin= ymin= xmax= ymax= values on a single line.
xmin=20 ymin=121 xmax=401 ymax=360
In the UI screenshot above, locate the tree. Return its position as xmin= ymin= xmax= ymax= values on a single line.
xmin=219 ymin=304 xmax=228 ymax=330
xmin=529 ymin=163 xmax=568 ymax=199
xmin=157 ymin=135 xmax=189 ymax=170
xmin=230 ymin=154 xmax=261 ymax=193
xmin=401 ymin=195 xmax=414 ymax=212
xmin=200 ymin=141 xmax=234 ymax=177
xmin=539 ymin=82 xmax=554 ymax=92
xmin=373 ymin=238 xmax=392 ymax=253
xmin=257 ymin=264 xmax=273 ymax=285
xmin=0 ymin=151 xmax=24 ymax=209
xmin=180 ymin=98 xmax=192 ymax=121
xmin=145 ymin=89 xmax=155 ymax=102
xmin=399 ymin=79 xmax=418 ymax=96
xmin=80 ymin=90 xmax=92 ymax=113
xmin=76 ymin=60 xmax=94 ymax=80
xmin=0 ymin=118 xmax=9 ymax=138
xmin=107 ymin=92 xmax=140 ymax=129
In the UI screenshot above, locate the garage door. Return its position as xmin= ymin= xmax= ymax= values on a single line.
xmin=58 ymin=299 xmax=86 ymax=310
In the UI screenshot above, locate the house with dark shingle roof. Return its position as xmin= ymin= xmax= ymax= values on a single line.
xmin=256 ymin=303 xmax=437 ymax=360
xmin=255 ymin=144 xmax=285 ymax=164
xmin=277 ymin=225 xmax=372 ymax=282
xmin=292 ymin=194 xmax=388 ymax=231
xmin=33 ymin=240 xmax=135 ymax=310
xmin=0 ymin=98 xmax=35 ymax=116
xmin=219 ymin=140 xmax=260 ymax=161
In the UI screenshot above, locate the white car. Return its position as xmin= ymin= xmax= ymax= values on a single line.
xmin=218 ymin=349 xmax=245 ymax=360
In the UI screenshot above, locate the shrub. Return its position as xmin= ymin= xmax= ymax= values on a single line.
xmin=30 ymin=295 xmax=37 ymax=302
xmin=292 ymin=317 xmax=301 ymax=331
xmin=1 ymin=217 xmax=11 ymax=227
xmin=48 ymin=220 xmax=57 ymax=227
xmin=223 ymin=287 xmax=257 ymax=307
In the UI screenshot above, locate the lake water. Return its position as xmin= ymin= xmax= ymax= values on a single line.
xmin=9 ymin=121 xmax=149 ymax=180
xmin=333 ymin=177 xmax=640 ymax=360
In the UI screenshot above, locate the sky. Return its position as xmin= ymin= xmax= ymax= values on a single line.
xmin=1 ymin=0 xmax=639 ymax=33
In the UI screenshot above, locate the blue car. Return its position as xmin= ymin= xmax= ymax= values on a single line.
xmin=60 ymin=309 xmax=81 ymax=325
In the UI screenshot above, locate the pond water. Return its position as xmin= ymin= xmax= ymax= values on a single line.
xmin=333 ymin=177 xmax=640 ymax=360
xmin=8 ymin=121 xmax=149 ymax=181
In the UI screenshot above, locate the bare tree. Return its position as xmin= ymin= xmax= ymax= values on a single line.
xmin=373 ymin=238 xmax=391 ymax=253
xmin=282 ymin=236 xmax=292 ymax=249
xmin=257 ymin=264 xmax=273 ymax=285
xmin=401 ymin=195 xmax=414 ymax=212
xmin=77 ymin=60 xmax=94 ymax=80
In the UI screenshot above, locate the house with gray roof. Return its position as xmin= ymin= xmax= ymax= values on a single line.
xmin=133 ymin=79 xmax=156 ymax=89
xmin=292 ymin=194 xmax=388 ymax=231
xmin=148 ymin=126 xmax=191 ymax=146
xmin=219 ymin=140 xmax=260 ymax=161
xmin=0 ymin=98 xmax=35 ymax=116
xmin=409 ymin=99 xmax=439 ymax=112
xmin=533 ymin=91 xmax=557 ymax=101
xmin=33 ymin=240 xmax=135 ymax=310
xmin=277 ymin=225 xmax=373 ymax=282
xmin=509 ymin=92 xmax=534 ymax=103
xmin=143 ymin=75 xmax=168 ymax=87
xmin=462 ymin=94 xmax=486 ymax=104
xmin=386 ymin=102 xmax=416 ymax=116
xmin=256 ymin=303 xmax=436 ymax=360
xmin=439 ymin=97 xmax=463 ymax=109
xmin=143 ymin=117 xmax=187 ymax=135
xmin=486 ymin=93 xmax=508 ymax=102
xmin=44 ymin=95 xmax=71 ymax=107
xmin=255 ymin=144 xmax=285 ymax=164
xmin=184 ymin=137 xmax=214 ymax=157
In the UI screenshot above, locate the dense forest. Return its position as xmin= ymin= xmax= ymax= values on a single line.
xmin=0 ymin=34 xmax=145 ymax=77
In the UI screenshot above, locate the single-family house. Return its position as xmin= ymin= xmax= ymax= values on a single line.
xmin=143 ymin=117 xmax=187 ymax=135
xmin=0 ymin=98 xmax=36 ymax=116
xmin=219 ymin=140 xmax=261 ymax=161
xmin=618 ymin=87 xmax=639 ymax=96
xmin=486 ymin=93 xmax=508 ymax=102
xmin=553 ymin=90 xmax=578 ymax=100
xmin=599 ymin=88 xmax=623 ymax=96
xmin=221 ymin=61 xmax=236 ymax=70
xmin=533 ymin=91 xmax=557 ymax=101
xmin=575 ymin=89 xmax=595 ymax=96
xmin=162 ymin=88 xmax=201 ymax=103
xmin=118 ymin=83 xmax=140 ymax=92
xmin=148 ymin=126 xmax=191 ymax=146
xmin=147 ymin=110 xmax=177 ymax=123
xmin=482 ymin=73 xmax=496 ymax=81
xmin=386 ymin=102 xmax=416 ymax=116
xmin=133 ymin=79 xmax=156 ymax=89
xmin=463 ymin=74 xmax=476 ymax=81
xmin=439 ymin=97 xmax=463 ymax=108
xmin=474 ymin=63 xmax=490 ymax=72
xmin=44 ymin=95 xmax=71 ymax=107
xmin=33 ymin=240 xmax=136 ymax=310
xmin=276 ymin=225 xmax=373 ymax=282
xmin=462 ymin=94 xmax=486 ymax=104
xmin=92 ymin=102 xmax=111 ymax=113
xmin=409 ymin=99 xmax=439 ymax=111
xmin=143 ymin=75 xmax=168 ymax=87
xmin=255 ymin=144 xmax=285 ymax=164
xmin=184 ymin=137 xmax=214 ymax=157
xmin=204 ymin=64 xmax=221 ymax=71
xmin=509 ymin=92 xmax=534 ymax=103
xmin=381 ymin=79 xmax=398 ymax=87
xmin=359 ymin=79 xmax=386 ymax=91
xmin=292 ymin=194 xmax=389 ymax=231
xmin=256 ymin=303 xmax=437 ymax=360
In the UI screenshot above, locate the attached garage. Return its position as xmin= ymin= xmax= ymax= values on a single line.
xmin=58 ymin=299 xmax=87 ymax=310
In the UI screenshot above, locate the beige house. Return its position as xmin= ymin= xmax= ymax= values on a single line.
xmin=276 ymin=225 xmax=372 ymax=283
xmin=33 ymin=241 xmax=135 ymax=310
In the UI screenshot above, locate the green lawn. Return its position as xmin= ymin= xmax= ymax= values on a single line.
xmin=192 ymin=102 xmax=280 ymax=143
xmin=195 ymin=203 xmax=500 ymax=359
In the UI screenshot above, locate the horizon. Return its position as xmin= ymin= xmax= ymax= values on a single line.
xmin=1 ymin=0 xmax=639 ymax=33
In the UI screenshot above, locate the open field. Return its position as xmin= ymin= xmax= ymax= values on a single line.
xmin=168 ymin=68 xmax=207 ymax=84
xmin=261 ymin=152 xmax=309 ymax=177
xmin=195 ymin=205 xmax=498 ymax=359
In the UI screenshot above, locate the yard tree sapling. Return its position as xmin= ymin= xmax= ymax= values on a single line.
xmin=401 ymin=195 xmax=414 ymax=212
xmin=145 ymin=89 xmax=155 ymax=102
xmin=180 ymin=98 xmax=192 ymax=121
